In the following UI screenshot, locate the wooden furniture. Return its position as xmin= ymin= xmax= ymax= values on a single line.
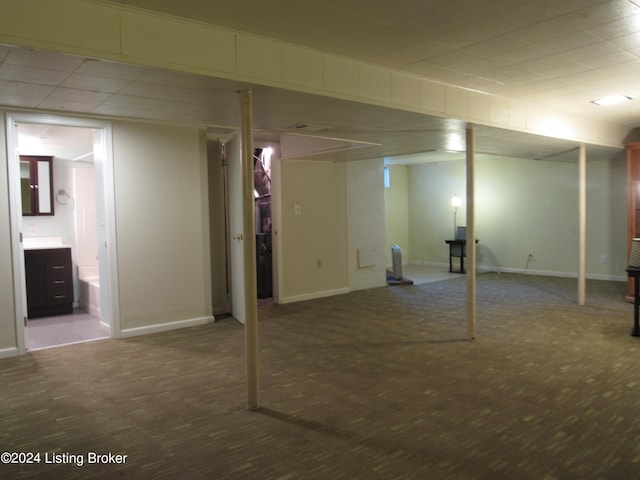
xmin=445 ymin=226 xmax=478 ymax=273
xmin=20 ymin=155 xmax=54 ymax=216
xmin=446 ymin=240 xmax=467 ymax=273
xmin=626 ymin=142 xmax=640 ymax=301
xmin=445 ymin=239 xmax=478 ymax=273
xmin=626 ymin=268 xmax=640 ymax=336
xmin=25 ymin=247 xmax=73 ymax=318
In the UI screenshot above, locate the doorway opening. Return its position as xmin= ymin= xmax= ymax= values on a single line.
xmin=20 ymin=124 xmax=106 ymax=349
xmin=254 ymin=146 xmax=273 ymax=301
xmin=7 ymin=113 xmax=119 ymax=353
xmin=221 ymin=136 xmax=279 ymax=324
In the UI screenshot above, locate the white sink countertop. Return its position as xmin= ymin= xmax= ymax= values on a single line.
xmin=23 ymin=236 xmax=71 ymax=250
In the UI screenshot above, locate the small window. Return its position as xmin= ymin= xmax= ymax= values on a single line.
xmin=384 ymin=166 xmax=390 ymax=188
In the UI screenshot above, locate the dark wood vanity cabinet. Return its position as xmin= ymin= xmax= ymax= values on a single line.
xmin=25 ymin=247 xmax=73 ymax=318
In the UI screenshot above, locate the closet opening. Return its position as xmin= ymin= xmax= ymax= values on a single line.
xmin=254 ymin=147 xmax=273 ymax=301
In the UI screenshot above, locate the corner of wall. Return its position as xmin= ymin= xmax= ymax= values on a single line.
xmin=347 ymin=158 xmax=387 ymax=291
xmin=0 ymin=112 xmax=18 ymax=351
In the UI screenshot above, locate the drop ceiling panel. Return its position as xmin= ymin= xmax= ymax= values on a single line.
xmin=4 ymin=47 xmax=85 ymax=71
xmin=18 ymin=123 xmax=94 ymax=160
xmin=0 ymin=64 xmax=69 ymax=86
xmin=62 ymin=73 xmax=132 ymax=93
xmin=0 ymin=1 xmax=634 ymax=164
xmin=102 ymin=0 xmax=640 ymax=126
xmin=75 ymin=58 xmax=147 ymax=80
xmin=0 ymin=79 xmax=55 ymax=104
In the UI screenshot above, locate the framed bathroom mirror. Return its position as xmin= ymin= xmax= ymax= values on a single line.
xmin=20 ymin=155 xmax=54 ymax=216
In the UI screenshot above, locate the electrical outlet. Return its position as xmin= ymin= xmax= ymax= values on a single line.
xmin=600 ymin=254 xmax=607 ymax=265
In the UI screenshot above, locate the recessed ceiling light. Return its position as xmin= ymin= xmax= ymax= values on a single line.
xmin=591 ymin=95 xmax=632 ymax=106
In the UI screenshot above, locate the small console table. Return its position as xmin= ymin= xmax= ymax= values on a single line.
xmin=626 ymin=267 xmax=640 ymax=337
xmin=445 ymin=239 xmax=477 ymax=274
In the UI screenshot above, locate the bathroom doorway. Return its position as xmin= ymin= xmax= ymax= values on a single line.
xmin=6 ymin=113 xmax=119 ymax=353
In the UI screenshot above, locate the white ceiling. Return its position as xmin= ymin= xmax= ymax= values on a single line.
xmin=4 ymin=0 xmax=640 ymax=163
xmin=17 ymin=123 xmax=94 ymax=161
xmin=111 ymin=0 xmax=640 ymax=125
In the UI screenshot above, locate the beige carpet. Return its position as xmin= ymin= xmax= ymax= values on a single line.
xmin=1 ymin=273 xmax=638 ymax=479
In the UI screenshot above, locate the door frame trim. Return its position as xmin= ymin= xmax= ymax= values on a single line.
xmin=5 ymin=111 xmax=120 ymax=353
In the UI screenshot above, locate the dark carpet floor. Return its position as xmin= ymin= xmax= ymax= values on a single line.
xmin=1 ymin=273 xmax=638 ymax=479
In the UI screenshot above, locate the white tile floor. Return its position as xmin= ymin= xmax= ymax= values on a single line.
xmin=27 ymin=309 xmax=109 ymax=350
xmin=396 ymin=263 xmax=463 ymax=285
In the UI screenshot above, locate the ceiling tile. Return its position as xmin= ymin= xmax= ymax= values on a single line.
xmin=519 ymin=52 xmax=577 ymax=73
xmin=534 ymin=30 xmax=603 ymax=54
xmin=420 ymin=50 xmax=485 ymax=70
xmin=608 ymin=31 xmax=640 ymax=50
xmin=580 ymin=50 xmax=638 ymax=69
xmin=75 ymin=58 xmax=147 ymax=80
xmin=62 ymin=73 xmax=132 ymax=93
xmin=305 ymin=12 xmax=384 ymax=48
xmin=0 ymin=64 xmax=69 ymax=86
xmin=464 ymin=34 xmax=530 ymax=57
xmin=588 ymin=12 xmax=640 ymax=39
xmin=5 ymin=47 xmax=85 ymax=71
xmin=0 ymin=1 xmax=634 ymax=161
xmin=38 ymin=87 xmax=112 ymax=110
xmin=0 ymin=79 xmax=54 ymax=107
xmin=490 ymin=44 xmax=549 ymax=66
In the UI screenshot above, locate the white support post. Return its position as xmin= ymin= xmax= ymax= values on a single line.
xmin=578 ymin=143 xmax=587 ymax=306
xmin=466 ymin=126 xmax=476 ymax=340
xmin=240 ymin=90 xmax=260 ymax=410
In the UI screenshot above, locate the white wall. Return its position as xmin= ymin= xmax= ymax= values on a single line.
xmin=585 ymin=155 xmax=627 ymax=277
xmin=278 ymin=156 xmax=387 ymax=302
xmin=279 ymin=159 xmax=349 ymax=302
xmin=384 ymin=165 xmax=410 ymax=266
xmin=407 ymin=155 xmax=627 ymax=280
xmin=408 ymin=160 xmax=466 ymax=265
xmin=73 ymin=165 xmax=98 ymax=270
xmin=112 ymin=121 xmax=212 ymax=331
xmin=347 ymin=158 xmax=386 ymax=291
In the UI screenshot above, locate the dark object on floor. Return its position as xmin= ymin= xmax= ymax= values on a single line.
xmin=386 ymin=270 xmax=413 ymax=285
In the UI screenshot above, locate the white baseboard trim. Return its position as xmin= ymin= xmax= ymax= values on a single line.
xmin=408 ymin=260 xmax=447 ymax=268
xmin=280 ymin=287 xmax=350 ymax=304
xmin=478 ymin=266 xmax=626 ymax=282
xmin=586 ymin=273 xmax=627 ymax=282
xmin=0 ymin=347 xmax=19 ymax=359
xmin=120 ymin=315 xmax=215 ymax=338
xmin=386 ymin=263 xmax=414 ymax=269
xmin=405 ymin=260 xmax=626 ymax=282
